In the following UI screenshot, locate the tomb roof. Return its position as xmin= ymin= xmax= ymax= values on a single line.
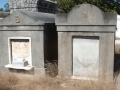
xmin=0 ymin=11 xmax=10 ymax=18
xmin=0 ymin=10 xmax=55 ymax=26
xmin=56 ymin=4 xmax=117 ymax=26
xmin=20 ymin=11 xmax=55 ymax=23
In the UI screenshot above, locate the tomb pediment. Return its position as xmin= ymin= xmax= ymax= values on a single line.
xmin=56 ymin=4 xmax=117 ymax=26
xmin=0 ymin=10 xmax=55 ymax=26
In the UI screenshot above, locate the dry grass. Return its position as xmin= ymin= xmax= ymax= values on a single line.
xmin=0 ymin=72 xmax=18 ymax=90
xmin=0 ymin=72 xmax=117 ymax=90
xmin=115 ymin=37 xmax=120 ymax=54
xmin=1 ymin=39 xmax=120 ymax=90
xmin=116 ymin=37 xmax=120 ymax=40
xmin=45 ymin=60 xmax=58 ymax=77
xmin=115 ymin=44 xmax=120 ymax=54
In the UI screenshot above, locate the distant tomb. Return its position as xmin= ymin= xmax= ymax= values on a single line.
xmin=8 ymin=0 xmax=38 ymax=14
xmin=8 ymin=0 xmax=58 ymax=14
xmin=37 ymin=0 xmax=57 ymax=13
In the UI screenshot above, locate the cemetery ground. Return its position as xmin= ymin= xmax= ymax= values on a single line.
xmin=0 ymin=61 xmax=118 ymax=90
xmin=0 ymin=72 xmax=117 ymax=90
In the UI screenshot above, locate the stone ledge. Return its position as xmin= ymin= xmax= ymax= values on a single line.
xmin=71 ymin=76 xmax=98 ymax=81
xmin=5 ymin=64 xmax=34 ymax=70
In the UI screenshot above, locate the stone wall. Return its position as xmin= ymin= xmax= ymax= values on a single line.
xmin=9 ymin=0 xmax=38 ymax=14
xmin=8 ymin=0 xmax=58 ymax=14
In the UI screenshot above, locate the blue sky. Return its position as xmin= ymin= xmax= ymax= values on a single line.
xmin=0 ymin=0 xmax=8 ymax=9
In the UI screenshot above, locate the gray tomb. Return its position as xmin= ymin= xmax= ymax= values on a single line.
xmin=55 ymin=4 xmax=117 ymax=81
xmin=0 ymin=11 xmax=57 ymax=74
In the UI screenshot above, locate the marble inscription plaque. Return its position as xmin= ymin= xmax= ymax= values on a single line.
xmin=73 ymin=37 xmax=99 ymax=79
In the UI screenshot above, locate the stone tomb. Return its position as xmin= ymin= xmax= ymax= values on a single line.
xmin=0 ymin=10 xmax=57 ymax=74
xmin=55 ymin=4 xmax=117 ymax=81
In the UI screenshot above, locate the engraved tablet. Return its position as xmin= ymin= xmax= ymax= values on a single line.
xmin=73 ymin=36 xmax=99 ymax=79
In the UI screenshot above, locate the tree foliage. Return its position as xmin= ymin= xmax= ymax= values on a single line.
xmin=0 ymin=8 xmax=4 ymax=11
xmin=52 ymin=0 xmax=120 ymax=14
xmin=56 ymin=0 xmax=80 ymax=12
xmin=0 ymin=3 xmax=10 ymax=12
xmin=4 ymin=3 xmax=10 ymax=12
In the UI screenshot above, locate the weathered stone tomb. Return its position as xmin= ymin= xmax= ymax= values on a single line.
xmin=56 ymin=4 xmax=117 ymax=81
xmin=0 ymin=10 xmax=57 ymax=74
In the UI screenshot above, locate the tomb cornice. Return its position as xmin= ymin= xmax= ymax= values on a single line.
xmin=0 ymin=11 xmax=55 ymax=29
xmin=56 ymin=26 xmax=116 ymax=32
